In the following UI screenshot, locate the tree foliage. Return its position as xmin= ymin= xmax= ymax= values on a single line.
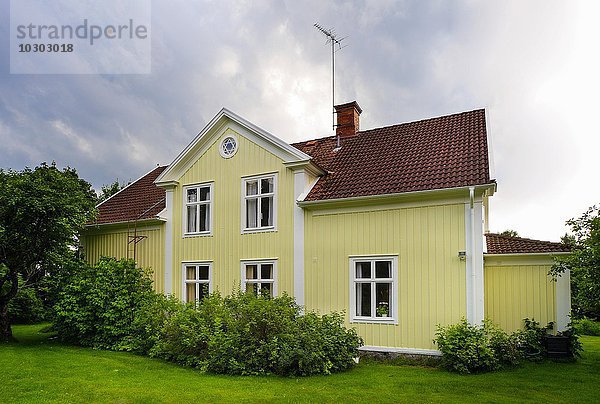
xmin=0 ymin=162 xmax=97 ymax=341
xmin=97 ymin=179 xmax=129 ymax=203
xmin=499 ymin=230 xmax=519 ymax=237
xmin=551 ymin=205 xmax=600 ymax=319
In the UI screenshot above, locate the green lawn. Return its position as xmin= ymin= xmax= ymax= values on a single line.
xmin=1 ymin=324 xmax=599 ymax=403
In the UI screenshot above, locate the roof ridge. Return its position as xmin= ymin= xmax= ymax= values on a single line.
xmin=485 ymin=232 xmax=564 ymax=245
xmin=358 ymin=108 xmax=486 ymax=136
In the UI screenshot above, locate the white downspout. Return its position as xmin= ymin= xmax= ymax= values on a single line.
xmin=469 ymin=186 xmax=476 ymax=323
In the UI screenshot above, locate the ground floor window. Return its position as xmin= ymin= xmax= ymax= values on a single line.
xmin=183 ymin=262 xmax=211 ymax=303
xmin=350 ymin=256 xmax=398 ymax=323
xmin=241 ymin=260 xmax=276 ymax=297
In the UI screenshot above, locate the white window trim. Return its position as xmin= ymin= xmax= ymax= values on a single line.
xmin=182 ymin=261 xmax=213 ymax=303
xmin=240 ymin=259 xmax=278 ymax=296
xmin=219 ymin=134 xmax=239 ymax=159
xmin=240 ymin=173 xmax=278 ymax=234
xmin=182 ymin=182 xmax=214 ymax=237
xmin=349 ymin=255 xmax=398 ymax=324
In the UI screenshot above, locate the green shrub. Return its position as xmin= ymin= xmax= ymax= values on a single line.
xmin=514 ymin=318 xmax=553 ymax=360
xmin=52 ymin=257 xmax=155 ymax=349
xmin=145 ymin=291 xmax=363 ymax=376
xmin=8 ymin=284 xmax=46 ymax=324
xmin=573 ymin=318 xmax=600 ymax=336
xmin=434 ymin=319 xmax=522 ymax=374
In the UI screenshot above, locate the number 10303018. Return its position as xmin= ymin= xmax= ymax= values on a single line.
xmin=18 ymin=43 xmax=74 ymax=52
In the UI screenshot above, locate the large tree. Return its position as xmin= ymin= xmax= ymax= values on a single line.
xmin=551 ymin=204 xmax=600 ymax=319
xmin=97 ymin=179 xmax=130 ymax=203
xmin=0 ymin=163 xmax=97 ymax=341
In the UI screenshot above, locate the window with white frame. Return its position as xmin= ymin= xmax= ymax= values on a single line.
xmin=184 ymin=183 xmax=212 ymax=235
xmin=350 ymin=256 xmax=398 ymax=323
xmin=183 ymin=263 xmax=211 ymax=303
xmin=242 ymin=260 xmax=276 ymax=297
xmin=243 ymin=174 xmax=275 ymax=231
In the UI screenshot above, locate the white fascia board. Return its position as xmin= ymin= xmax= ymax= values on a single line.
xmin=155 ymin=108 xmax=313 ymax=186
xmin=297 ymin=184 xmax=495 ymax=208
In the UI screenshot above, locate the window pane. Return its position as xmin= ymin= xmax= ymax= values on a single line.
xmin=198 ymin=283 xmax=209 ymax=300
xmin=261 ymin=177 xmax=273 ymax=193
xmin=375 ymin=282 xmax=392 ymax=317
xmin=375 ymin=261 xmax=391 ymax=279
xmin=186 ymin=283 xmax=196 ymax=303
xmin=198 ymin=266 xmax=209 ymax=280
xmin=260 ymin=264 xmax=273 ymax=280
xmin=246 ymin=265 xmax=257 ymax=280
xmin=186 ymin=266 xmax=196 ymax=280
xmin=246 ymin=199 xmax=258 ymax=228
xmin=260 ymin=282 xmax=273 ymax=297
xmin=199 ymin=186 xmax=210 ymax=201
xmin=356 ymin=262 xmax=371 ymax=279
xmin=246 ymin=180 xmax=258 ymax=196
xmin=260 ymin=196 xmax=273 ymax=227
xmin=199 ymin=204 xmax=209 ymax=231
xmin=246 ymin=282 xmax=258 ymax=295
xmin=187 ymin=205 xmax=197 ymax=232
xmin=187 ymin=188 xmax=197 ymax=203
xmin=356 ymin=283 xmax=371 ymax=317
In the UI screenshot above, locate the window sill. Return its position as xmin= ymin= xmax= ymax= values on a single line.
xmin=183 ymin=231 xmax=212 ymax=238
xmin=351 ymin=317 xmax=397 ymax=325
xmin=241 ymin=226 xmax=277 ymax=235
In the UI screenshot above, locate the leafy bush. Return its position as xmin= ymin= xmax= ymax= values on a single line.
xmin=434 ymin=319 xmax=524 ymax=374
xmin=52 ymin=257 xmax=155 ymax=349
xmin=141 ymin=291 xmax=362 ymax=376
xmin=8 ymin=283 xmax=46 ymax=324
xmin=573 ymin=318 xmax=600 ymax=336
xmin=514 ymin=318 xmax=553 ymax=360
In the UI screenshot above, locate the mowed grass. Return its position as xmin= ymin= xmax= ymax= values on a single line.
xmin=1 ymin=324 xmax=599 ymax=403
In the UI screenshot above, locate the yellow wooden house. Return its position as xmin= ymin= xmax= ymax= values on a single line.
xmin=81 ymin=101 xmax=570 ymax=354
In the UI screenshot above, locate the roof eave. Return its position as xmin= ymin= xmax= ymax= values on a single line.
xmin=297 ymin=183 xmax=496 ymax=208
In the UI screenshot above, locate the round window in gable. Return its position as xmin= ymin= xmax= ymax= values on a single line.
xmin=219 ymin=135 xmax=238 ymax=158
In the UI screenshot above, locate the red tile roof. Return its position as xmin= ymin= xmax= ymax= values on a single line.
xmin=92 ymin=166 xmax=167 ymax=225
xmin=292 ymin=109 xmax=493 ymax=201
xmin=485 ymin=233 xmax=570 ymax=254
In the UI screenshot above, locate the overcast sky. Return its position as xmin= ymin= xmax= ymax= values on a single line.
xmin=1 ymin=0 xmax=598 ymax=242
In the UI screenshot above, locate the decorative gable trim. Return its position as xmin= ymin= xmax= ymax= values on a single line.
xmin=155 ymin=108 xmax=315 ymax=187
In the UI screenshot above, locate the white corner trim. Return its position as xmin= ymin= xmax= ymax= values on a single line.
xmin=465 ymin=191 xmax=484 ymax=325
xmin=555 ymin=269 xmax=571 ymax=332
xmin=164 ymin=189 xmax=174 ymax=295
xmin=293 ymin=170 xmax=306 ymax=307
xmin=359 ymin=346 xmax=442 ymax=357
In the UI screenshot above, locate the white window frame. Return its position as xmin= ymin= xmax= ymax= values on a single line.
xmin=182 ymin=261 xmax=213 ymax=303
xmin=349 ymin=255 xmax=398 ymax=324
xmin=183 ymin=182 xmax=214 ymax=236
xmin=241 ymin=259 xmax=278 ymax=297
xmin=241 ymin=173 xmax=277 ymax=234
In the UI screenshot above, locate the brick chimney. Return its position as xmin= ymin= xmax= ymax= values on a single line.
xmin=335 ymin=101 xmax=362 ymax=138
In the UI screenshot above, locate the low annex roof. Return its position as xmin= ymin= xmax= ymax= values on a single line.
xmin=91 ymin=165 xmax=167 ymax=225
xmin=485 ymin=233 xmax=570 ymax=255
xmin=292 ymin=109 xmax=493 ymax=201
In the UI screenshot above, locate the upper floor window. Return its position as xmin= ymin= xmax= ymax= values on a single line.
xmin=183 ymin=262 xmax=211 ymax=303
xmin=242 ymin=174 xmax=276 ymax=232
xmin=241 ymin=260 xmax=276 ymax=297
xmin=350 ymin=256 xmax=398 ymax=324
xmin=184 ymin=183 xmax=213 ymax=235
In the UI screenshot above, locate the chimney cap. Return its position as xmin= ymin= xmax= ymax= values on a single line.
xmin=334 ymin=101 xmax=362 ymax=114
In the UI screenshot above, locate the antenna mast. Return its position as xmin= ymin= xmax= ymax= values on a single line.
xmin=314 ymin=23 xmax=346 ymax=147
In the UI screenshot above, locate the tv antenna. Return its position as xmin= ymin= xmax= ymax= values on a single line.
xmin=314 ymin=23 xmax=347 ymax=144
